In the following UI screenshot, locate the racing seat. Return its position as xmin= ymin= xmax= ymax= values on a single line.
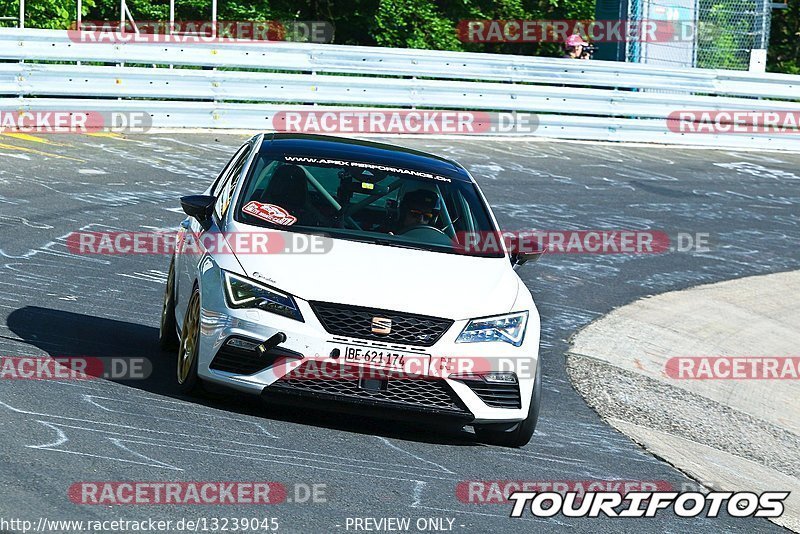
xmin=262 ymin=164 xmax=308 ymax=212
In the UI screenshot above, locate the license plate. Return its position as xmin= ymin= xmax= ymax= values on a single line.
xmin=341 ymin=345 xmax=426 ymax=371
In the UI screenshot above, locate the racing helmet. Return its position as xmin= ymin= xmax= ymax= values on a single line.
xmin=399 ymin=188 xmax=440 ymax=224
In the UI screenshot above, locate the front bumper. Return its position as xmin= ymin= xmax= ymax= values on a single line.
xmin=261 ymin=380 xmax=475 ymax=423
xmin=196 ymin=267 xmax=540 ymax=424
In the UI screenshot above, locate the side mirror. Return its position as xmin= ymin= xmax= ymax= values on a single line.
xmin=180 ymin=195 xmax=216 ymax=230
xmin=510 ymin=250 xmax=544 ymax=269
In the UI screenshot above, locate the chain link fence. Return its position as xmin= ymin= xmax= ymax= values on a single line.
xmin=628 ymin=0 xmax=772 ymax=69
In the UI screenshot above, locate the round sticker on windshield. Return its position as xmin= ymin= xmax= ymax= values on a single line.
xmin=242 ymin=201 xmax=297 ymax=226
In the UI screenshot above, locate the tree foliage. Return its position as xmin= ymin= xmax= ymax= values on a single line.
xmin=769 ymin=1 xmax=800 ymax=74
xmin=0 ymin=0 xmax=94 ymax=29
xmin=373 ymin=0 xmax=461 ymax=50
xmin=0 ymin=0 xmax=796 ymax=73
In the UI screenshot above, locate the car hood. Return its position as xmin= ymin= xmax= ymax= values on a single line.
xmin=227 ymin=227 xmax=520 ymax=320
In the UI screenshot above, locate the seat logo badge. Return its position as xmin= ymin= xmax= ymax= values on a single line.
xmin=371 ymin=317 xmax=392 ymax=335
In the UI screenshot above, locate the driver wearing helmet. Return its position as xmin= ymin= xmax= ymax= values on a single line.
xmin=393 ymin=189 xmax=439 ymax=234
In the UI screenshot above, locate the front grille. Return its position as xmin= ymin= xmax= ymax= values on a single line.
xmin=309 ymin=302 xmax=453 ymax=347
xmin=271 ymin=363 xmax=466 ymax=413
xmin=461 ymin=380 xmax=521 ymax=409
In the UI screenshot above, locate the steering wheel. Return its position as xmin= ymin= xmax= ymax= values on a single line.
xmin=397 ymin=224 xmax=447 ymax=236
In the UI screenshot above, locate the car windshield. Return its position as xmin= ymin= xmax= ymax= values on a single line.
xmin=234 ymin=153 xmax=503 ymax=257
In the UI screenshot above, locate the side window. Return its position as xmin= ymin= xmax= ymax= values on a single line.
xmin=215 ymin=146 xmax=251 ymax=220
xmin=210 ymin=144 xmax=249 ymax=198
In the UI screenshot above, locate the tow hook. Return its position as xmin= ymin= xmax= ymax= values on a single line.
xmin=256 ymin=332 xmax=288 ymax=357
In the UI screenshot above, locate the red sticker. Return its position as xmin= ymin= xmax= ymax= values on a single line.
xmin=242 ymin=201 xmax=298 ymax=226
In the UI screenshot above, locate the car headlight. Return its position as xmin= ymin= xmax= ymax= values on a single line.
xmin=455 ymin=311 xmax=528 ymax=347
xmin=223 ymin=271 xmax=304 ymax=322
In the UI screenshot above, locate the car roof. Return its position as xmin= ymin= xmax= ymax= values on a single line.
xmin=258 ymin=133 xmax=473 ymax=183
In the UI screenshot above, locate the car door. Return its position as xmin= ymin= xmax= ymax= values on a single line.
xmin=174 ymin=143 xmax=251 ymax=329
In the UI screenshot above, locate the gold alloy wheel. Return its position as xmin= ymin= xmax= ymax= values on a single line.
xmin=177 ymin=291 xmax=200 ymax=385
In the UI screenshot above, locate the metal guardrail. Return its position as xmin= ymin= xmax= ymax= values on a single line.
xmin=2 ymin=29 xmax=799 ymax=98
xmin=1 ymin=28 xmax=799 ymax=149
xmin=4 ymin=63 xmax=800 ymax=118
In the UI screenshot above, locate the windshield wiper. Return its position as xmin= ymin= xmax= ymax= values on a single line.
xmin=331 ymin=233 xmax=438 ymax=251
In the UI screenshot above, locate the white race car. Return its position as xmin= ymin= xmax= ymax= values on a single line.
xmin=160 ymin=134 xmax=542 ymax=447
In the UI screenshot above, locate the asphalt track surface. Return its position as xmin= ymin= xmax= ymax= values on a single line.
xmin=1 ymin=133 xmax=799 ymax=533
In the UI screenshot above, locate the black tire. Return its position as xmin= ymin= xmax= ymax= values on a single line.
xmin=158 ymin=256 xmax=179 ymax=351
xmin=474 ymin=359 xmax=542 ymax=448
xmin=176 ymin=287 xmax=202 ymax=395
